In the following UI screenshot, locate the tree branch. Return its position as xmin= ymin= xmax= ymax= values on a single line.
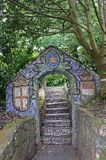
xmin=71 ymin=18 xmax=89 ymax=32
xmin=43 ymin=6 xmax=65 ymax=13
xmin=74 ymin=27 xmax=100 ymax=63
xmin=84 ymin=0 xmax=99 ymax=54
xmin=77 ymin=0 xmax=87 ymax=10
xmin=8 ymin=0 xmax=68 ymax=21
xmin=68 ymin=0 xmax=100 ymax=62
xmin=23 ymin=25 xmax=73 ymax=37
xmin=49 ymin=0 xmax=68 ymax=15
xmin=103 ymin=0 xmax=106 ymax=26
xmin=98 ymin=0 xmax=106 ymax=32
xmin=91 ymin=0 xmax=106 ymax=34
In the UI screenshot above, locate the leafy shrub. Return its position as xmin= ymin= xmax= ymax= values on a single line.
xmin=45 ymin=74 xmax=68 ymax=86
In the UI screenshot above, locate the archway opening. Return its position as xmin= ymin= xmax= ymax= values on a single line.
xmin=38 ymin=73 xmax=74 ymax=145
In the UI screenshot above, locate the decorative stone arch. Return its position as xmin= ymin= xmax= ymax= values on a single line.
xmin=6 ymin=45 xmax=100 ymax=147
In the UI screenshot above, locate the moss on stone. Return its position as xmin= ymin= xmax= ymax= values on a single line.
xmin=98 ymin=148 xmax=106 ymax=160
xmin=14 ymin=117 xmax=32 ymax=124
xmin=0 ymin=122 xmax=15 ymax=152
xmin=4 ymin=122 xmax=16 ymax=129
xmin=3 ymin=117 xmax=33 ymax=130
xmin=38 ymin=96 xmax=44 ymax=109
xmin=93 ymin=119 xmax=103 ymax=128
xmin=0 ymin=117 xmax=36 ymax=160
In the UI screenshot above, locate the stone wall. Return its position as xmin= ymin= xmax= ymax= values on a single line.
xmin=76 ymin=108 xmax=106 ymax=160
xmin=0 ymin=118 xmax=37 ymax=160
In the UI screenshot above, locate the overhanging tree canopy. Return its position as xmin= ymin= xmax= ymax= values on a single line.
xmin=1 ymin=0 xmax=106 ymax=98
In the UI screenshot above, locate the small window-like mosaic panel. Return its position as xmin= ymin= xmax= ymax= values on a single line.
xmin=80 ymin=70 xmax=93 ymax=81
xmin=80 ymin=70 xmax=95 ymax=95
xmin=13 ymin=75 xmax=30 ymax=111
xmin=46 ymin=50 xmax=60 ymax=69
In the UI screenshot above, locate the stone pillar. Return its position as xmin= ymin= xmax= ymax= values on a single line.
xmin=32 ymin=78 xmax=40 ymax=147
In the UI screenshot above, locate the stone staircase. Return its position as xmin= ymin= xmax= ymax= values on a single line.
xmin=41 ymin=86 xmax=72 ymax=145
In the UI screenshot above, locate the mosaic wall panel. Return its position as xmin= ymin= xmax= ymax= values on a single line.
xmin=12 ymin=75 xmax=30 ymax=111
xmin=46 ymin=49 xmax=60 ymax=69
xmin=6 ymin=45 xmax=100 ymax=117
xmin=80 ymin=70 xmax=95 ymax=96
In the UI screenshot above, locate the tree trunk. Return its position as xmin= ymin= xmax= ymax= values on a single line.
xmin=98 ymin=40 xmax=106 ymax=98
xmin=97 ymin=0 xmax=106 ymax=99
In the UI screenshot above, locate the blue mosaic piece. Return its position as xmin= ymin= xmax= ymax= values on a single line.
xmin=46 ymin=50 xmax=60 ymax=69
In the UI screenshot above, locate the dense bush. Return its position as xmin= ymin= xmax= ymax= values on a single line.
xmin=45 ymin=74 xmax=68 ymax=86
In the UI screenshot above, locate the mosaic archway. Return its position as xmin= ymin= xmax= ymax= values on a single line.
xmin=6 ymin=45 xmax=100 ymax=146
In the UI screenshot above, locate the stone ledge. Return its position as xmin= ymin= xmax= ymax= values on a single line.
xmin=0 ymin=122 xmax=15 ymax=157
xmin=79 ymin=107 xmax=95 ymax=118
xmin=76 ymin=107 xmax=106 ymax=160
xmin=0 ymin=118 xmax=37 ymax=160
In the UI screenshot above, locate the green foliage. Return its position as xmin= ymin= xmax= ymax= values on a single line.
xmin=0 ymin=1 xmax=40 ymax=104
xmin=45 ymin=74 xmax=68 ymax=86
xmin=76 ymin=46 xmax=97 ymax=71
xmin=0 ymin=0 xmax=103 ymax=104
xmin=0 ymin=29 xmax=39 ymax=104
xmin=0 ymin=49 xmax=38 ymax=104
xmin=100 ymin=95 xmax=106 ymax=101
xmin=98 ymin=148 xmax=106 ymax=160
xmin=35 ymin=33 xmax=79 ymax=54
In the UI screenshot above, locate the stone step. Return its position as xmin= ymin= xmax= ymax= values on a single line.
xmin=46 ymin=91 xmax=65 ymax=94
xmin=45 ymin=113 xmax=69 ymax=116
xmin=42 ymin=136 xmax=71 ymax=145
xmin=46 ymin=95 xmax=65 ymax=100
xmin=45 ymin=90 xmax=66 ymax=97
xmin=43 ymin=119 xmax=71 ymax=125
xmin=46 ymin=101 xmax=67 ymax=105
xmin=45 ymin=86 xmax=64 ymax=90
xmin=44 ymin=114 xmax=70 ymax=120
xmin=46 ymin=98 xmax=66 ymax=103
xmin=45 ymin=89 xmax=65 ymax=93
xmin=46 ymin=102 xmax=68 ymax=108
xmin=46 ymin=90 xmax=64 ymax=93
xmin=46 ymin=107 xmax=68 ymax=110
xmin=45 ymin=88 xmax=65 ymax=92
xmin=43 ymin=119 xmax=71 ymax=127
xmin=46 ymin=108 xmax=69 ymax=114
xmin=42 ymin=127 xmax=71 ymax=136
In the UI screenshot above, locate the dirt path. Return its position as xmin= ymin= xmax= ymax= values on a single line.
xmin=34 ymin=145 xmax=80 ymax=160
